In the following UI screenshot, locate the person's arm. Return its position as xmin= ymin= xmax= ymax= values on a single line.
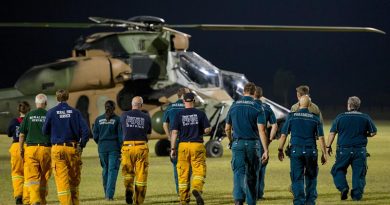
xmin=318 ymin=136 xmax=327 ymax=165
xmin=278 ymin=134 xmax=287 ymax=161
xmin=326 ymin=132 xmax=336 ymax=156
xmin=225 ymin=123 xmax=233 ymax=149
xmin=6 ymin=119 xmax=15 ymax=138
xmin=19 ymin=133 xmax=25 ymax=159
xmin=170 ymin=130 xmax=178 ymax=159
xmin=79 ymin=114 xmax=90 ymax=148
xmin=163 ymin=122 xmax=171 ymax=140
xmin=203 ymin=112 xmax=211 ymax=135
xmin=92 ymin=118 xmax=99 ymax=144
xmin=269 ymin=123 xmax=278 ymax=141
xmin=42 ymin=112 xmax=51 ymax=135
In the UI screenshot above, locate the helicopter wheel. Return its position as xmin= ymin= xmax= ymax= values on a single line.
xmin=155 ymin=139 xmax=170 ymax=156
xmin=205 ymin=140 xmax=223 ymax=158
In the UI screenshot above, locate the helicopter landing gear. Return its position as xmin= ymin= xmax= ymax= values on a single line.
xmin=155 ymin=139 xmax=170 ymax=156
xmin=205 ymin=140 xmax=223 ymax=158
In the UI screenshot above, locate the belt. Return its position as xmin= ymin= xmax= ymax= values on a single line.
xmin=27 ymin=143 xmax=52 ymax=147
xmin=53 ymin=142 xmax=78 ymax=148
xmin=12 ymin=140 xmax=19 ymax=143
xmin=291 ymin=145 xmax=316 ymax=148
xmin=180 ymin=141 xmax=203 ymax=143
xmin=337 ymin=145 xmax=366 ymax=149
xmin=122 ymin=141 xmax=147 ymax=146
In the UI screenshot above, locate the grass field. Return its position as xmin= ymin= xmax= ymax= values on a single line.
xmin=0 ymin=121 xmax=389 ymax=205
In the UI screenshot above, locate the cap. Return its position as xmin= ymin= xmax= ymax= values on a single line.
xmin=183 ymin=92 xmax=195 ymax=102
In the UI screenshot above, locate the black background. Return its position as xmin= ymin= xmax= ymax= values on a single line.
xmin=0 ymin=0 xmax=389 ymax=118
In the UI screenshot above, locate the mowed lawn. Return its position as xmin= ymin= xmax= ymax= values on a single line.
xmin=0 ymin=121 xmax=389 ymax=205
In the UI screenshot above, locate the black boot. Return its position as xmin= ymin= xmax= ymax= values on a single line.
xmin=192 ymin=190 xmax=204 ymax=205
xmin=125 ymin=190 xmax=133 ymax=204
xmin=15 ymin=196 xmax=23 ymax=205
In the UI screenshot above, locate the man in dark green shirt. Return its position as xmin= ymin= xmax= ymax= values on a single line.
xmin=92 ymin=100 xmax=122 ymax=201
xmin=19 ymin=93 xmax=51 ymax=205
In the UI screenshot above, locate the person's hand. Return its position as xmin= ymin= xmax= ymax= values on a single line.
xmin=170 ymin=149 xmax=177 ymax=160
xmin=326 ymin=146 xmax=333 ymax=157
xmin=321 ymin=153 xmax=327 ymax=165
xmin=76 ymin=144 xmax=83 ymax=155
xmin=278 ymin=149 xmax=284 ymax=161
xmin=261 ymin=151 xmax=269 ymax=164
xmin=227 ymin=141 xmax=233 ymax=150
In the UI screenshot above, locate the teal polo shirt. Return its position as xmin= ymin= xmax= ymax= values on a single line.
xmin=281 ymin=108 xmax=323 ymax=146
xmin=93 ymin=114 xmax=122 ymax=152
xmin=330 ymin=111 xmax=377 ymax=147
xmin=162 ymin=99 xmax=185 ymax=131
xmin=226 ymin=96 xmax=266 ymax=140
xmin=254 ymin=99 xmax=277 ymax=125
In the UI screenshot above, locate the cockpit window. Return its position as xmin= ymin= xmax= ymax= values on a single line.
xmin=178 ymin=52 xmax=220 ymax=88
xmin=221 ymin=70 xmax=248 ymax=101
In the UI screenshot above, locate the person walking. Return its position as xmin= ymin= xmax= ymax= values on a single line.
xmin=93 ymin=100 xmax=122 ymax=201
xmin=162 ymin=87 xmax=190 ymax=195
xmin=225 ymin=82 xmax=269 ymax=205
xmin=7 ymin=101 xmax=30 ymax=205
xmin=120 ymin=96 xmax=151 ymax=205
xmin=326 ymin=96 xmax=377 ymax=201
xmin=278 ymin=95 xmax=327 ymax=205
xmin=19 ymin=94 xmax=51 ymax=205
xmin=170 ymin=92 xmax=211 ymax=205
xmin=43 ymin=89 xmax=89 ymax=205
xmin=254 ymin=86 xmax=278 ymax=200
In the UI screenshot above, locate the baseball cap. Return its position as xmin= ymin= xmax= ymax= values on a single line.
xmin=183 ymin=92 xmax=195 ymax=102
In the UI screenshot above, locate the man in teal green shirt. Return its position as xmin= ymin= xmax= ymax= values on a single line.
xmin=93 ymin=100 xmax=122 ymax=201
xmin=19 ymin=93 xmax=51 ymax=205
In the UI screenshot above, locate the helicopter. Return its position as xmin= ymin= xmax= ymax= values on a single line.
xmin=0 ymin=16 xmax=385 ymax=157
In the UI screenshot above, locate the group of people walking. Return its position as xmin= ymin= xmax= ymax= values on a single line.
xmin=6 ymin=83 xmax=377 ymax=205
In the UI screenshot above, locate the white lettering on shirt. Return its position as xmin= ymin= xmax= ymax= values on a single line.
xmin=126 ymin=116 xmax=145 ymax=129
xmin=182 ymin=114 xmax=199 ymax=126
xmin=236 ymin=100 xmax=255 ymax=105
xmin=293 ymin=113 xmax=313 ymax=118
xmin=56 ymin=110 xmax=72 ymax=118
xmin=98 ymin=118 xmax=116 ymax=125
xmin=29 ymin=115 xmax=46 ymax=122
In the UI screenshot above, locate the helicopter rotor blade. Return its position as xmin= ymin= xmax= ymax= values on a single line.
xmin=88 ymin=16 xmax=146 ymax=27
xmin=162 ymin=26 xmax=191 ymax=37
xmin=169 ymin=24 xmax=385 ymax=34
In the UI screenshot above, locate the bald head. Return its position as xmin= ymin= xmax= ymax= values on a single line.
xmin=299 ymin=95 xmax=311 ymax=109
xmin=131 ymin=96 xmax=143 ymax=109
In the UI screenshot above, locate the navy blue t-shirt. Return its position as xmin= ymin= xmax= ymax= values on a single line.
xmin=281 ymin=108 xmax=324 ymax=146
xmin=7 ymin=117 xmax=23 ymax=142
xmin=43 ymin=102 xmax=90 ymax=147
xmin=330 ymin=111 xmax=377 ymax=147
xmin=172 ymin=108 xmax=210 ymax=142
xmin=120 ymin=109 xmax=152 ymax=141
xmin=226 ymin=96 xmax=266 ymax=140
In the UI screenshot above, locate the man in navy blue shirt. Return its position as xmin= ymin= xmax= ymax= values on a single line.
xmin=120 ymin=96 xmax=152 ymax=205
xmin=225 ymin=82 xmax=268 ymax=205
xmin=7 ymin=101 xmax=30 ymax=205
xmin=254 ymin=86 xmax=278 ymax=200
xmin=162 ymin=87 xmax=190 ymax=195
xmin=278 ymin=95 xmax=327 ymax=205
xmin=43 ymin=89 xmax=89 ymax=205
xmin=170 ymin=92 xmax=210 ymax=205
xmin=326 ymin=96 xmax=377 ymax=201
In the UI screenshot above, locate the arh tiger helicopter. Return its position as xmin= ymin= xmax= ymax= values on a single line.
xmin=0 ymin=16 xmax=385 ymax=157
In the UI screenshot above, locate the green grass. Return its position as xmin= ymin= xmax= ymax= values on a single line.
xmin=0 ymin=121 xmax=389 ymax=204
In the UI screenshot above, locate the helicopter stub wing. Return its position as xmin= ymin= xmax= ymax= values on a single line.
xmin=169 ymin=24 xmax=386 ymax=34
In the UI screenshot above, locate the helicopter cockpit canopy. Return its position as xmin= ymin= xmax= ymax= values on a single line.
xmin=177 ymin=52 xmax=220 ymax=88
xmin=174 ymin=51 xmax=249 ymax=101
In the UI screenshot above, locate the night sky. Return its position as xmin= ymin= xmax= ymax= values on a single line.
xmin=0 ymin=1 xmax=389 ymax=117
